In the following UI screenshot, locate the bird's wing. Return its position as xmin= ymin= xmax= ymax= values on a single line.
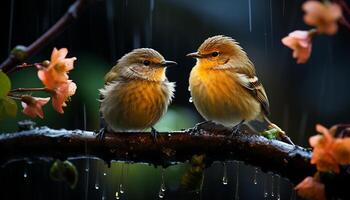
xmin=235 ymin=72 xmax=270 ymax=116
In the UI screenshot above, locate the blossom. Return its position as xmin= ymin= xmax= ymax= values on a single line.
xmin=51 ymin=80 xmax=77 ymax=114
xmin=282 ymin=30 xmax=313 ymax=64
xmin=21 ymin=96 xmax=50 ymax=119
xmin=309 ymin=124 xmax=350 ymax=173
xmin=38 ymin=48 xmax=76 ymax=90
xmin=303 ymin=1 xmax=342 ymax=35
xmin=295 ymin=177 xmax=326 ymax=200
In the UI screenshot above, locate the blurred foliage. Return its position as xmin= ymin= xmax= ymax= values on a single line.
xmin=180 ymin=154 xmax=206 ymax=191
xmin=50 ymin=160 xmax=78 ymax=189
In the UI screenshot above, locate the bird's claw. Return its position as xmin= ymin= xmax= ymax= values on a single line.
xmin=189 ymin=121 xmax=211 ymax=136
xmin=151 ymin=127 xmax=158 ymax=142
xmin=96 ymin=127 xmax=106 ymax=141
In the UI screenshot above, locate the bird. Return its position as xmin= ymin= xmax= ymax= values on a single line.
xmin=98 ymin=48 xmax=177 ymax=140
xmin=187 ymin=35 xmax=293 ymax=144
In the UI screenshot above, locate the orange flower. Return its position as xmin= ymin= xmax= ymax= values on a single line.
xmin=282 ymin=30 xmax=313 ymax=64
xmin=295 ymin=177 xmax=326 ymax=200
xmin=303 ymin=1 xmax=342 ymax=35
xmin=51 ymin=80 xmax=77 ymax=114
xmin=309 ymin=124 xmax=350 ymax=173
xmin=21 ymin=96 xmax=50 ymax=119
xmin=38 ymin=48 xmax=76 ymax=90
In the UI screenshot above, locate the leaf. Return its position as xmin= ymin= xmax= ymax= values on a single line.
xmin=262 ymin=128 xmax=280 ymax=140
xmin=50 ymin=160 xmax=78 ymax=189
xmin=0 ymin=71 xmax=11 ymax=98
xmin=0 ymin=97 xmax=17 ymax=120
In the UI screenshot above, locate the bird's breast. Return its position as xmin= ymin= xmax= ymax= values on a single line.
xmin=100 ymin=79 xmax=174 ymax=131
xmin=189 ymin=66 xmax=260 ymax=126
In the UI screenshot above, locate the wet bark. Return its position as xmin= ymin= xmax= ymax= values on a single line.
xmin=0 ymin=122 xmax=315 ymax=184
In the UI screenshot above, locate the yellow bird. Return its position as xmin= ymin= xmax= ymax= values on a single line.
xmin=187 ymin=35 xmax=293 ymax=144
xmin=99 ymin=48 xmax=177 ymax=139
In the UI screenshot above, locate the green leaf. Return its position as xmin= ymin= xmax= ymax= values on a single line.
xmin=50 ymin=160 xmax=78 ymax=189
xmin=0 ymin=97 xmax=17 ymax=120
xmin=0 ymin=71 xmax=11 ymax=98
xmin=262 ymin=128 xmax=280 ymax=140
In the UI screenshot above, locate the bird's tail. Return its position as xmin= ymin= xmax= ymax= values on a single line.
xmin=247 ymin=115 xmax=294 ymax=145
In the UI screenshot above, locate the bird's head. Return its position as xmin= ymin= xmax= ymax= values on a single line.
xmin=117 ymin=48 xmax=177 ymax=81
xmin=187 ymin=35 xmax=247 ymax=69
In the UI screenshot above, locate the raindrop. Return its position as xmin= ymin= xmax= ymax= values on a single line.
xmin=119 ymin=183 xmax=124 ymax=194
xmin=276 ymin=176 xmax=281 ymax=200
xmin=248 ymin=0 xmax=252 ymax=32
xmin=23 ymin=172 xmax=27 ymax=178
xmin=103 ymin=172 xmax=107 ymax=176
xmin=189 ymin=97 xmax=193 ymax=103
xmin=252 ymin=167 xmax=258 ymax=185
xmin=115 ymin=191 xmax=120 ymax=200
xmin=263 ymin=175 xmax=268 ymax=198
xmin=234 ymin=162 xmax=240 ymax=200
xmin=8 ymin=0 xmax=14 ymax=53
xmin=85 ymin=168 xmax=89 ymax=172
xmin=95 ymin=183 xmax=100 ymax=190
xmin=158 ymin=168 xmax=166 ymax=198
xmin=222 ymin=162 xmax=228 ymax=185
xmin=271 ymin=175 xmax=275 ymax=197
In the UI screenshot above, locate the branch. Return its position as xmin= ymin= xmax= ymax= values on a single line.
xmin=0 ymin=122 xmax=315 ymax=184
xmin=0 ymin=0 xmax=92 ymax=73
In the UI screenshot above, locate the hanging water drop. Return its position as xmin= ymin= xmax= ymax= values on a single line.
xmin=158 ymin=168 xmax=166 ymax=198
xmin=263 ymin=175 xmax=268 ymax=198
xmin=290 ymin=188 xmax=296 ymax=200
xmin=119 ymin=183 xmax=124 ymax=194
xmin=103 ymin=172 xmax=107 ymax=176
xmin=85 ymin=168 xmax=89 ymax=172
xmin=115 ymin=191 xmax=120 ymax=200
xmin=23 ymin=172 xmax=27 ymax=178
xmin=271 ymin=175 xmax=275 ymax=197
xmin=234 ymin=162 xmax=240 ymax=200
xmin=276 ymin=176 xmax=281 ymax=200
xmin=158 ymin=189 xmax=165 ymax=199
xmin=189 ymin=97 xmax=193 ymax=103
xmin=253 ymin=167 xmax=258 ymax=185
xmin=95 ymin=183 xmax=100 ymax=190
xmin=222 ymin=162 xmax=228 ymax=185
xmin=248 ymin=0 xmax=252 ymax=32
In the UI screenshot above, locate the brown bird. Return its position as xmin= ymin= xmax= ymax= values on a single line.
xmin=187 ymin=35 xmax=293 ymax=144
xmin=99 ymin=48 xmax=177 ymax=139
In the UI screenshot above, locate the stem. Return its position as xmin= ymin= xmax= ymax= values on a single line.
xmin=0 ymin=0 xmax=93 ymax=73
xmin=10 ymin=88 xmax=48 ymax=93
xmin=7 ymin=63 xmax=42 ymax=74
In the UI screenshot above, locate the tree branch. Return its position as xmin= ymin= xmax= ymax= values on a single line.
xmin=0 ymin=0 xmax=92 ymax=73
xmin=0 ymin=123 xmax=315 ymax=184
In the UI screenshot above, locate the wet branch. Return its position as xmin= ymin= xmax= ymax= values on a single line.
xmin=0 ymin=0 xmax=92 ymax=73
xmin=0 ymin=123 xmax=315 ymax=184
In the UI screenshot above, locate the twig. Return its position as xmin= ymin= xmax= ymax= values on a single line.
xmin=0 ymin=0 xmax=92 ymax=73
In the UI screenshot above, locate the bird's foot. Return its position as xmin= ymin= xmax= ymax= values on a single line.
xmin=230 ymin=120 xmax=245 ymax=137
xmin=151 ymin=127 xmax=159 ymax=142
xmin=189 ymin=121 xmax=212 ymax=135
xmin=95 ymin=127 xmax=107 ymax=141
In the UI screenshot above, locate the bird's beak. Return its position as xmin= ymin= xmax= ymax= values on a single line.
xmin=186 ymin=52 xmax=202 ymax=58
xmin=161 ymin=60 xmax=178 ymax=67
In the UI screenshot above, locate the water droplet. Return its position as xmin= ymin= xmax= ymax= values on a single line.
xmin=189 ymin=97 xmax=193 ymax=103
xmin=234 ymin=162 xmax=240 ymax=200
xmin=158 ymin=168 xmax=166 ymax=198
xmin=271 ymin=175 xmax=275 ymax=197
xmin=103 ymin=172 xmax=107 ymax=176
xmin=253 ymin=167 xmax=258 ymax=185
xmin=222 ymin=162 xmax=228 ymax=185
xmin=95 ymin=183 xmax=100 ymax=190
xmin=85 ymin=168 xmax=89 ymax=172
xmin=188 ymin=86 xmax=191 ymax=92
xmin=119 ymin=184 xmax=124 ymax=194
xmin=115 ymin=191 xmax=120 ymax=199
xmin=23 ymin=172 xmax=27 ymax=178
xmin=276 ymin=175 xmax=281 ymax=200
xmin=263 ymin=175 xmax=268 ymax=198
xmin=158 ymin=189 xmax=165 ymax=198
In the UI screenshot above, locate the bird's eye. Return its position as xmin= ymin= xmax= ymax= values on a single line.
xmin=212 ymin=52 xmax=219 ymax=57
xmin=143 ymin=60 xmax=150 ymax=66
